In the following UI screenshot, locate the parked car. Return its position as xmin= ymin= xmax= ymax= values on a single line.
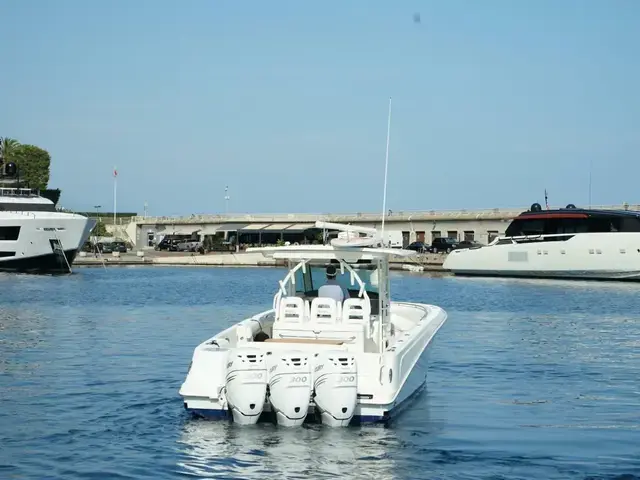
xmin=111 ymin=241 xmax=128 ymax=253
xmin=454 ymin=240 xmax=483 ymax=250
xmin=177 ymin=240 xmax=202 ymax=252
xmin=405 ymin=241 xmax=428 ymax=253
xmin=97 ymin=242 xmax=113 ymax=254
xmin=429 ymin=237 xmax=459 ymax=253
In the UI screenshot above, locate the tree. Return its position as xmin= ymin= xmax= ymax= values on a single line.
xmin=0 ymin=137 xmax=20 ymax=161
xmin=92 ymin=221 xmax=108 ymax=237
xmin=0 ymin=138 xmax=51 ymax=191
xmin=13 ymin=144 xmax=50 ymax=190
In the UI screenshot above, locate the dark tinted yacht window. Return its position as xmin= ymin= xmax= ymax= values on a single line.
xmin=506 ymin=211 xmax=640 ymax=237
xmin=0 ymin=202 xmax=56 ymax=212
xmin=0 ymin=226 xmax=20 ymax=240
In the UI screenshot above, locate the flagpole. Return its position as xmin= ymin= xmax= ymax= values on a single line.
xmin=113 ymin=166 xmax=117 ymax=227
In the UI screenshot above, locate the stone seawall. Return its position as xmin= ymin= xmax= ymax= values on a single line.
xmin=73 ymin=251 xmax=447 ymax=272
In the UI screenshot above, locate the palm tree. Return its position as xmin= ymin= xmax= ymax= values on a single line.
xmin=0 ymin=137 xmax=20 ymax=162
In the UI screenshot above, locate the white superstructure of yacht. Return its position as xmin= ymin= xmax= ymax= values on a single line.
xmin=0 ymin=161 xmax=95 ymax=274
xmin=444 ymin=202 xmax=640 ymax=281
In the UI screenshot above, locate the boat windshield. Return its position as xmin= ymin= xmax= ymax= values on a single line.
xmin=293 ymin=262 xmax=379 ymax=295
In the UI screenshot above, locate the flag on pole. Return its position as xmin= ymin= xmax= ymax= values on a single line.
xmin=113 ymin=166 xmax=117 ymax=226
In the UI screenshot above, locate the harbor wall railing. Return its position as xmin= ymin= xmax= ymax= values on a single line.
xmin=130 ymin=203 xmax=640 ymax=225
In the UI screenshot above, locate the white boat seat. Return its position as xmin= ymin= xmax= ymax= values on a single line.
xmin=310 ymin=297 xmax=341 ymax=325
xmin=277 ymin=296 xmax=308 ymax=324
xmin=342 ymin=298 xmax=372 ymax=336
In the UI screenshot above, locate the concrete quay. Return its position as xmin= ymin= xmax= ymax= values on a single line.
xmin=112 ymin=203 xmax=640 ymax=250
xmin=74 ymin=250 xmax=447 ymax=273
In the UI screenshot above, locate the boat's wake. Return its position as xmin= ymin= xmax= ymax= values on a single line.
xmin=176 ymin=419 xmax=400 ymax=479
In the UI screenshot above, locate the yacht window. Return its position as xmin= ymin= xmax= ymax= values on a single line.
xmin=506 ymin=219 xmax=544 ymax=236
xmin=621 ymin=217 xmax=640 ymax=232
xmin=554 ymin=218 xmax=588 ymax=234
xmin=0 ymin=203 xmax=56 ymax=212
xmin=0 ymin=226 xmax=20 ymax=241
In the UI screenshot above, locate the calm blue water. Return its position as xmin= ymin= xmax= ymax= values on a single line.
xmin=1 ymin=266 xmax=639 ymax=480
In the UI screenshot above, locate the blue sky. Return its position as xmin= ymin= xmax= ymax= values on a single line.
xmin=1 ymin=0 xmax=638 ymax=216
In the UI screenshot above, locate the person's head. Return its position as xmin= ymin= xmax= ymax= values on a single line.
xmin=326 ymin=264 xmax=337 ymax=280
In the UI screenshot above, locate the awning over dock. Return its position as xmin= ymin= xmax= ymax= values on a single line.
xmin=241 ymin=223 xmax=272 ymax=231
xmin=213 ymin=223 xmax=250 ymax=231
xmin=284 ymin=223 xmax=315 ymax=231
xmin=201 ymin=222 xmax=317 ymax=234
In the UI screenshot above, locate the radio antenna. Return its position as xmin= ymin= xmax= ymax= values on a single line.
xmin=380 ymin=97 xmax=392 ymax=244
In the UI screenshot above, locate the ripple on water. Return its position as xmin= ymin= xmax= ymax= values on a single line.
xmin=0 ymin=267 xmax=639 ymax=479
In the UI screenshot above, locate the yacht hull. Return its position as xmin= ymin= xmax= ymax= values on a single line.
xmin=444 ymin=232 xmax=640 ymax=282
xmin=447 ymin=269 xmax=640 ymax=282
xmin=0 ymin=212 xmax=95 ymax=274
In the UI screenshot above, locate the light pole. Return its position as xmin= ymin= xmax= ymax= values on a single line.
xmin=93 ymin=205 xmax=102 ymax=253
xmin=224 ymin=185 xmax=230 ymax=214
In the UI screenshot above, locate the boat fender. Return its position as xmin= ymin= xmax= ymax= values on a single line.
xmin=254 ymin=331 xmax=270 ymax=342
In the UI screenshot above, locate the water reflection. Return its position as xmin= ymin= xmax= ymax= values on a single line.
xmin=177 ymin=420 xmax=400 ymax=479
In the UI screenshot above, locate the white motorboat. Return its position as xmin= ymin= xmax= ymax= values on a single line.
xmin=444 ymin=202 xmax=640 ymax=281
xmin=179 ymin=221 xmax=448 ymax=426
xmin=0 ymin=161 xmax=95 ymax=274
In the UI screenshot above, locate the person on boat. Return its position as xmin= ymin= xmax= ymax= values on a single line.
xmin=318 ymin=264 xmax=349 ymax=303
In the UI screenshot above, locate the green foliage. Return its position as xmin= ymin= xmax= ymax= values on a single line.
xmin=0 ymin=137 xmax=20 ymax=159
xmin=13 ymin=144 xmax=50 ymax=190
xmin=92 ymin=221 xmax=108 ymax=237
xmin=41 ymin=189 xmax=61 ymax=206
xmin=1 ymin=137 xmax=51 ymax=191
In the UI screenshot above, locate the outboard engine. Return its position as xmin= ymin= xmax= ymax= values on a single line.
xmin=268 ymin=352 xmax=312 ymax=427
xmin=225 ymin=348 xmax=267 ymax=425
xmin=313 ymin=351 xmax=358 ymax=427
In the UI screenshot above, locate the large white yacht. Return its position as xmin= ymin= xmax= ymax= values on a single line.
xmin=0 ymin=162 xmax=95 ymax=274
xmin=179 ymin=221 xmax=448 ymax=426
xmin=444 ymin=202 xmax=640 ymax=281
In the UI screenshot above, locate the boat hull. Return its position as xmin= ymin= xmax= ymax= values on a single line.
xmin=0 ymin=213 xmax=94 ymax=274
xmin=183 ymin=359 xmax=428 ymax=424
xmin=182 ymin=334 xmax=435 ymax=425
xmin=444 ymin=232 xmax=640 ymax=282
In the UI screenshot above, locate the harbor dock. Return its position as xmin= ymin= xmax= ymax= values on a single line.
xmin=74 ymin=250 xmax=448 ymax=273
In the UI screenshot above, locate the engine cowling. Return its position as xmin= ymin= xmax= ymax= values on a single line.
xmin=267 ymin=352 xmax=312 ymax=427
xmin=225 ymin=349 xmax=267 ymax=425
xmin=313 ymin=351 xmax=358 ymax=427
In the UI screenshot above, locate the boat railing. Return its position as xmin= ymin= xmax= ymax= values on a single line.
xmin=0 ymin=187 xmax=40 ymax=197
xmin=492 ymin=232 xmax=581 ymax=244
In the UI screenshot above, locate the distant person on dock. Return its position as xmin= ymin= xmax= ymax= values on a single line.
xmin=318 ymin=265 xmax=348 ymax=303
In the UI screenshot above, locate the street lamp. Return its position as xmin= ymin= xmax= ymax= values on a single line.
xmin=92 ymin=205 xmax=102 ymax=253
xmin=224 ymin=185 xmax=230 ymax=214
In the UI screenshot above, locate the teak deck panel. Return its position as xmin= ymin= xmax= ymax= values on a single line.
xmin=264 ymin=338 xmax=344 ymax=345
